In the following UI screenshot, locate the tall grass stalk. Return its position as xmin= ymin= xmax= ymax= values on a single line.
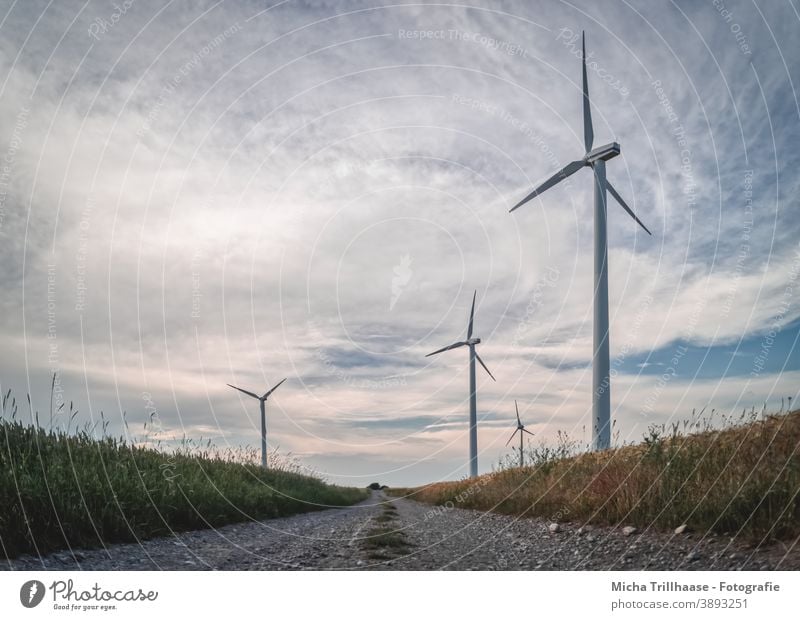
xmin=0 ymin=387 xmax=367 ymax=559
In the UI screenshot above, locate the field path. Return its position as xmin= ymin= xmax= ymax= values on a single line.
xmin=5 ymin=491 xmax=798 ymax=570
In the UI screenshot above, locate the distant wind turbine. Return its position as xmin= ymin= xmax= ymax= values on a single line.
xmin=227 ymin=378 xmax=286 ymax=468
xmin=509 ymin=31 xmax=651 ymax=450
xmin=426 ymin=291 xmax=495 ymax=478
xmin=505 ymin=400 xmax=534 ymax=467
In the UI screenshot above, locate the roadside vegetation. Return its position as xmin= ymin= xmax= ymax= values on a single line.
xmin=0 ymin=387 xmax=368 ymax=559
xmin=361 ymin=501 xmax=411 ymax=562
xmin=392 ymin=406 xmax=800 ymax=541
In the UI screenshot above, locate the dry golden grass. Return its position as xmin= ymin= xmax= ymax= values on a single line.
xmin=391 ymin=409 xmax=800 ymax=540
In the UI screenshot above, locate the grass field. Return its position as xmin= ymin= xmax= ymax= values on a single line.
xmin=0 ymin=389 xmax=368 ymax=559
xmin=391 ymin=408 xmax=800 ymax=541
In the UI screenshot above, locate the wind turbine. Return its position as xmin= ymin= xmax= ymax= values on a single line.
xmin=505 ymin=400 xmax=534 ymax=467
xmin=509 ymin=31 xmax=651 ymax=450
xmin=227 ymin=378 xmax=286 ymax=468
xmin=426 ymin=291 xmax=495 ymax=478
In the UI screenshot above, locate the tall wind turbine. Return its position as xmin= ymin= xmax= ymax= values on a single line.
xmin=505 ymin=400 xmax=534 ymax=467
xmin=426 ymin=291 xmax=495 ymax=478
xmin=227 ymin=378 xmax=286 ymax=468
xmin=509 ymin=32 xmax=651 ymax=450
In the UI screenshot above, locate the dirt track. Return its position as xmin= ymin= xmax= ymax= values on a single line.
xmin=5 ymin=491 xmax=797 ymax=570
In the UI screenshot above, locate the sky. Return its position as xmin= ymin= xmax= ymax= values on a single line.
xmin=0 ymin=0 xmax=798 ymax=486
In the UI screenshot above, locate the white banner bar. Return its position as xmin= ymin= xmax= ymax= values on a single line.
xmin=0 ymin=571 xmax=796 ymax=619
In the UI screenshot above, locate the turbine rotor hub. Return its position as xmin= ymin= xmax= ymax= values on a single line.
xmin=467 ymin=337 xmax=481 ymax=346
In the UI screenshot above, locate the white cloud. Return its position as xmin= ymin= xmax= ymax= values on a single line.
xmin=0 ymin=0 xmax=798 ymax=484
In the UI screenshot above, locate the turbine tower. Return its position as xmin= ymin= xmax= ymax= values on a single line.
xmin=505 ymin=400 xmax=534 ymax=467
xmin=510 ymin=32 xmax=651 ymax=450
xmin=227 ymin=378 xmax=286 ymax=468
xmin=426 ymin=291 xmax=495 ymax=477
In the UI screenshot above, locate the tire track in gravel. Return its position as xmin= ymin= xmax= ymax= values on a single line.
xmin=5 ymin=491 xmax=798 ymax=570
xmin=360 ymin=493 xmax=800 ymax=571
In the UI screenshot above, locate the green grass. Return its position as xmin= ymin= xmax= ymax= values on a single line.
xmin=361 ymin=502 xmax=410 ymax=560
xmin=0 ymin=389 xmax=368 ymax=559
xmin=391 ymin=407 xmax=800 ymax=541
xmin=373 ymin=513 xmax=396 ymax=524
xmin=363 ymin=528 xmax=408 ymax=549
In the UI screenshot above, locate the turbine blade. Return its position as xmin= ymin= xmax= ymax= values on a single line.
xmin=475 ymin=352 xmax=496 ymax=381
xmin=515 ymin=400 xmax=521 ymax=425
xmin=227 ymin=384 xmax=260 ymax=400
xmin=582 ymin=31 xmax=594 ymax=152
xmin=607 ymin=181 xmax=652 ymax=235
xmin=467 ymin=290 xmax=476 ymax=339
xmin=425 ymin=341 xmax=467 ymax=357
xmin=509 ymin=160 xmax=585 ymax=212
xmin=523 ymin=428 xmax=535 ymax=436
xmin=263 ymin=377 xmax=287 ymax=399
xmin=505 ymin=429 xmax=519 ymax=446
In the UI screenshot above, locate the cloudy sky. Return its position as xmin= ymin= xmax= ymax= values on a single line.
xmin=1 ymin=0 xmax=798 ymax=485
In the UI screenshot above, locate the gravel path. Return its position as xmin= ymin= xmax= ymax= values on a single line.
xmin=5 ymin=491 xmax=798 ymax=570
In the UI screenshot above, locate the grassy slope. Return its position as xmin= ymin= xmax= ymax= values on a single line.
xmin=0 ymin=418 xmax=368 ymax=558
xmin=392 ymin=410 xmax=800 ymax=540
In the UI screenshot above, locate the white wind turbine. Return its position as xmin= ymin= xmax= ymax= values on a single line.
xmin=510 ymin=32 xmax=651 ymax=450
xmin=227 ymin=378 xmax=286 ymax=468
xmin=505 ymin=400 xmax=534 ymax=467
xmin=426 ymin=291 xmax=495 ymax=478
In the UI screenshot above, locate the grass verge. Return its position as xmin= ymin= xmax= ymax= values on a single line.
xmin=361 ymin=501 xmax=410 ymax=561
xmin=0 ymin=392 xmax=368 ymax=559
xmin=391 ymin=409 xmax=800 ymax=541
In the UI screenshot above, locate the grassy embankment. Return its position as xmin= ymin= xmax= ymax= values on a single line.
xmin=392 ymin=408 xmax=800 ymax=540
xmin=0 ymin=389 xmax=368 ymax=559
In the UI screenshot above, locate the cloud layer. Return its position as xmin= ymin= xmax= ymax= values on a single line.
xmin=1 ymin=0 xmax=798 ymax=485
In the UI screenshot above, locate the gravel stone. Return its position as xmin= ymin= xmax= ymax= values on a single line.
xmin=3 ymin=491 xmax=798 ymax=571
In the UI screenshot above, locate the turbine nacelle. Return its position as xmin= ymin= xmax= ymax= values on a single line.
xmin=585 ymin=142 xmax=620 ymax=164
xmin=467 ymin=337 xmax=481 ymax=346
xmin=508 ymin=34 xmax=650 ymax=238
